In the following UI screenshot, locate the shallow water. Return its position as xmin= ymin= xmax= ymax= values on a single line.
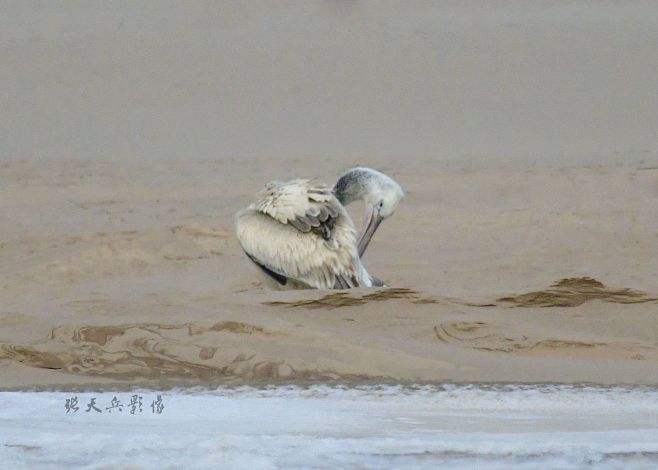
xmin=2 ymin=384 xmax=658 ymax=469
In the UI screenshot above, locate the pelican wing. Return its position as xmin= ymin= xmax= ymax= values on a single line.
xmin=236 ymin=180 xmax=371 ymax=289
xmin=252 ymin=180 xmax=341 ymax=242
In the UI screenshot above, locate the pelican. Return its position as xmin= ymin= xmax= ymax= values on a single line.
xmin=235 ymin=167 xmax=404 ymax=289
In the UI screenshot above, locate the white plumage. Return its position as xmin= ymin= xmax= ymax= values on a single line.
xmin=235 ymin=179 xmax=373 ymax=289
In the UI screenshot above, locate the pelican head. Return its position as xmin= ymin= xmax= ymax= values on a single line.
xmin=333 ymin=167 xmax=404 ymax=257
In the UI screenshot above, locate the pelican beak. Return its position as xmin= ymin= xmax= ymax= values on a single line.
xmin=357 ymin=203 xmax=384 ymax=257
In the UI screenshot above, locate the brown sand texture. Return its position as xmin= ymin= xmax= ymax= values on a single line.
xmin=1 ymin=160 xmax=658 ymax=389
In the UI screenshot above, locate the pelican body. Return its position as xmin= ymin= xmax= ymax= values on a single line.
xmin=235 ymin=167 xmax=403 ymax=290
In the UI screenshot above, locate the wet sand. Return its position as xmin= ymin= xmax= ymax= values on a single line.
xmin=1 ymin=159 xmax=658 ymax=389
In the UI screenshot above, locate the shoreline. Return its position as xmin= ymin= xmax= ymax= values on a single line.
xmin=4 ymin=380 xmax=658 ymax=394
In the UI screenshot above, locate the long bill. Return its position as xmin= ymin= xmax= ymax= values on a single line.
xmin=357 ymin=203 xmax=383 ymax=258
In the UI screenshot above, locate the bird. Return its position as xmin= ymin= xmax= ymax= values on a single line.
xmin=235 ymin=167 xmax=404 ymax=290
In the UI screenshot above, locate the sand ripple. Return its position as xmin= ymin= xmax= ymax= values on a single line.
xmin=434 ymin=320 xmax=657 ymax=359
xmin=263 ymin=288 xmax=437 ymax=309
xmin=497 ymin=277 xmax=658 ymax=307
xmin=0 ymin=322 xmax=304 ymax=382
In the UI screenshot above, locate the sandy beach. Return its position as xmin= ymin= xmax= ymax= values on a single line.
xmin=1 ymin=159 xmax=657 ymax=389
xmin=1 ymin=1 xmax=658 ymax=390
